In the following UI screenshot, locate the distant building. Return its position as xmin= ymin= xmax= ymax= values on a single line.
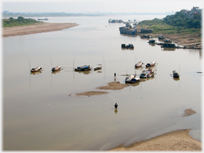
xmin=181 ymin=7 xmax=202 ymax=19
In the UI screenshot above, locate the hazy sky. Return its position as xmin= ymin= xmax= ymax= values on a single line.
xmin=1 ymin=0 xmax=203 ymax=13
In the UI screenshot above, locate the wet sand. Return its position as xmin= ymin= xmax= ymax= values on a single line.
xmin=109 ymin=129 xmax=201 ymax=151
xmin=75 ymin=81 xmax=128 ymax=96
xmin=2 ymin=23 xmax=78 ymax=37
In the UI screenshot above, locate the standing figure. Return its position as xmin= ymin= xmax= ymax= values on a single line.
xmin=114 ymin=103 xmax=118 ymax=109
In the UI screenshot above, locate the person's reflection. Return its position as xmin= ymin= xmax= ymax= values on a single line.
xmin=114 ymin=108 xmax=118 ymax=114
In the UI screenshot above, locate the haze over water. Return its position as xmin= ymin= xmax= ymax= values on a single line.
xmin=3 ymin=15 xmax=202 ymax=150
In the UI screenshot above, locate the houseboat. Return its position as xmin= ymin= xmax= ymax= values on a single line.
xmin=135 ymin=61 xmax=143 ymax=68
xmin=75 ymin=65 xmax=91 ymax=71
xmin=161 ymin=43 xmax=177 ymax=48
xmin=30 ymin=66 xmax=43 ymax=73
xmin=121 ymin=44 xmax=134 ymax=49
xmin=173 ymin=70 xmax=180 ymax=78
xmin=52 ymin=65 xmax=61 ymax=72
xmin=125 ymin=74 xmax=140 ymax=83
xmin=148 ymin=39 xmax=156 ymax=43
xmin=146 ymin=61 xmax=156 ymax=67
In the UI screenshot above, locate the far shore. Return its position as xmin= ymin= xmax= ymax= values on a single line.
xmin=109 ymin=129 xmax=201 ymax=151
xmin=2 ymin=22 xmax=78 ymax=37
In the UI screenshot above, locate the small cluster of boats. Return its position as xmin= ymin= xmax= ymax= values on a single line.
xmin=74 ymin=64 xmax=102 ymax=71
xmin=30 ymin=64 xmax=102 ymax=73
xmin=125 ymin=60 xmax=180 ymax=84
xmin=121 ymin=44 xmax=134 ymax=49
xmin=134 ymin=61 xmax=156 ymax=68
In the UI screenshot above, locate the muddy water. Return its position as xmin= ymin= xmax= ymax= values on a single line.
xmin=3 ymin=15 xmax=202 ymax=150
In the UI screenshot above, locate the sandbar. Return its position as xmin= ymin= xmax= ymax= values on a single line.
xmin=75 ymin=91 xmax=108 ymax=97
xmin=97 ymin=81 xmax=128 ymax=90
xmin=75 ymin=82 xmax=128 ymax=96
xmin=2 ymin=23 xmax=78 ymax=37
xmin=109 ymin=129 xmax=201 ymax=151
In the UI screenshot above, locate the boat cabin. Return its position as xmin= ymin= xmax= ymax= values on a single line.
xmin=146 ymin=61 xmax=156 ymax=67
xmin=173 ymin=70 xmax=180 ymax=78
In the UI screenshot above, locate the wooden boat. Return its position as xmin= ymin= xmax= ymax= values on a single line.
xmin=161 ymin=43 xmax=177 ymax=48
xmin=75 ymin=65 xmax=91 ymax=71
xmin=164 ymin=39 xmax=172 ymax=43
xmin=30 ymin=66 xmax=42 ymax=73
xmin=158 ymin=35 xmax=164 ymax=39
xmin=148 ymin=39 xmax=156 ymax=43
xmin=140 ymin=35 xmax=151 ymax=38
xmin=94 ymin=64 xmax=102 ymax=71
xmin=125 ymin=74 xmax=140 ymax=83
xmin=140 ymin=70 xmax=154 ymax=78
xmin=135 ymin=61 xmax=143 ymax=68
xmin=173 ymin=70 xmax=180 ymax=78
xmin=52 ymin=65 xmax=61 ymax=72
xmin=146 ymin=61 xmax=156 ymax=67
xmin=121 ymin=44 xmax=134 ymax=49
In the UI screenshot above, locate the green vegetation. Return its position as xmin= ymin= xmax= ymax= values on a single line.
xmin=138 ymin=8 xmax=201 ymax=35
xmin=3 ymin=16 xmax=42 ymax=27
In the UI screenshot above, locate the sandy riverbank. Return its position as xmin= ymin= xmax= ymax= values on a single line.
xmin=2 ymin=23 xmax=78 ymax=37
xmin=109 ymin=129 xmax=201 ymax=151
xmin=150 ymin=33 xmax=202 ymax=49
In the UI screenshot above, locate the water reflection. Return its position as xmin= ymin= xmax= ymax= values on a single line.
xmin=162 ymin=48 xmax=176 ymax=51
xmin=52 ymin=70 xmax=61 ymax=74
xmin=74 ymin=70 xmax=91 ymax=75
xmin=149 ymin=43 xmax=156 ymax=47
xmin=173 ymin=77 xmax=180 ymax=81
xmin=126 ymin=82 xmax=140 ymax=87
xmin=30 ymin=71 xmax=42 ymax=75
xmin=114 ymin=108 xmax=118 ymax=114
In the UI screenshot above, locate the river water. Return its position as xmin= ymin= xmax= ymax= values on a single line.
xmin=3 ymin=15 xmax=202 ymax=151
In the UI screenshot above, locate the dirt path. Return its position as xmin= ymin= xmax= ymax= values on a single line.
xmin=2 ymin=23 xmax=78 ymax=37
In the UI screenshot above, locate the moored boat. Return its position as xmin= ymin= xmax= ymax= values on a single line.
xmin=135 ymin=61 xmax=143 ymax=68
xmin=148 ymin=39 xmax=156 ymax=43
xmin=158 ymin=35 xmax=164 ymax=39
xmin=121 ymin=44 xmax=134 ymax=49
xmin=30 ymin=66 xmax=43 ymax=73
xmin=164 ymin=39 xmax=172 ymax=43
xmin=173 ymin=70 xmax=180 ymax=78
xmin=146 ymin=61 xmax=156 ymax=67
xmin=75 ymin=65 xmax=91 ymax=71
xmin=52 ymin=65 xmax=61 ymax=72
xmin=140 ymin=70 xmax=154 ymax=78
xmin=125 ymin=74 xmax=140 ymax=83
xmin=94 ymin=64 xmax=102 ymax=71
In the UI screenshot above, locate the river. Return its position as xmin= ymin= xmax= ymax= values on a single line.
xmin=3 ymin=15 xmax=202 ymax=150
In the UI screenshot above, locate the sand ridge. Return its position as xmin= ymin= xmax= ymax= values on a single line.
xmin=2 ymin=23 xmax=78 ymax=37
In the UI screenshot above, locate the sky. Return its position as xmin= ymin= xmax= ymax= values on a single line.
xmin=1 ymin=0 xmax=203 ymax=13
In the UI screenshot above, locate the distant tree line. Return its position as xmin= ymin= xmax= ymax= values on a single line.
xmin=139 ymin=9 xmax=201 ymax=29
xmin=163 ymin=11 xmax=201 ymax=28
xmin=3 ymin=16 xmax=41 ymax=27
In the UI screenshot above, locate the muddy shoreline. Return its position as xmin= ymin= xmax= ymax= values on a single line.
xmin=2 ymin=23 xmax=78 ymax=37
